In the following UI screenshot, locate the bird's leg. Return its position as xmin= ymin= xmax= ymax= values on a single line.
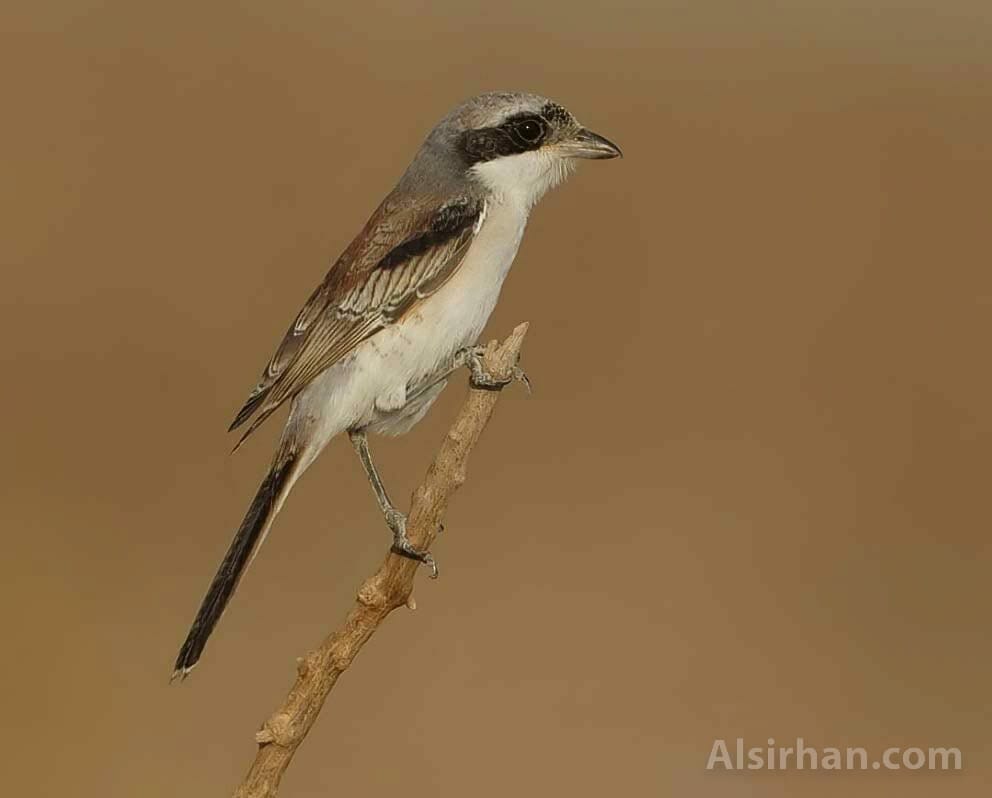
xmin=454 ymin=345 xmax=532 ymax=393
xmin=348 ymin=429 xmax=438 ymax=578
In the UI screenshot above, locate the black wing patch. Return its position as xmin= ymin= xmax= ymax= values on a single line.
xmin=228 ymin=198 xmax=484 ymax=441
xmin=378 ymin=203 xmax=482 ymax=270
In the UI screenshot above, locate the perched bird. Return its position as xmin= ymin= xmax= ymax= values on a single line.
xmin=173 ymin=91 xmax=621 ymax=678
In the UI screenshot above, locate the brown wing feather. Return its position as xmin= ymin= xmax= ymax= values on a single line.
xmin=229 ymin=195 xmax=484 ymax=445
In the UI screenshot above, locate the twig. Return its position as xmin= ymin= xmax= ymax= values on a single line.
xmin=232 ymin=323 xmax=530 ymax=798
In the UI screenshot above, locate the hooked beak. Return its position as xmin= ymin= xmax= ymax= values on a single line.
xmin=560 ymin=127 xmax=623 ymax=160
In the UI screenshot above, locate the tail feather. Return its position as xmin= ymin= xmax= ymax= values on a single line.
xmin=172 ymin=454 xmax=297 ymax=680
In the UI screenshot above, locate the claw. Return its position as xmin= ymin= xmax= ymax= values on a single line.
xmin=390 ymin=542 xmax=439 ymax=578
xmin=458 ymin=345 xmax=530 ymax=393
xmin=423 ymin=553 xmax=439 ymax=579
xmin=388 ymin=511 xmax=439 ymax=578
xmin=513 ymin=365 xmax=532 ymax=394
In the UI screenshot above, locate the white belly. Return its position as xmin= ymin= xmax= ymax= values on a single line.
xmin=291 ymin=196 xmax=528 ymax=457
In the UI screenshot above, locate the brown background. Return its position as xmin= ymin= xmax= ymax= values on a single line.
xmin=2 ymin=1 xmax=989 ymax=795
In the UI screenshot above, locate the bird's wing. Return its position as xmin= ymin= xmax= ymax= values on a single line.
xmin=229 ymin=195 xmax=486 ymax=446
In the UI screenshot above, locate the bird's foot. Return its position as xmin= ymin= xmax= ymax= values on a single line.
xmin=387 ymin=510 xmax=439 ymax=578
xmin=457 ymin=345 xmax=532 ymax=393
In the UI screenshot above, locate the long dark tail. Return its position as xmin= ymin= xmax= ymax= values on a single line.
xmin=172 ymin=453 xmax=298 ymax=680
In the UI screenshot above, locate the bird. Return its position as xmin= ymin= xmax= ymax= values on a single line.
xmin=173 ymin=91 xmax=621 ymax=679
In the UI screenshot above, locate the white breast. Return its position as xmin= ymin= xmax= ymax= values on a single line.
xmin=292 ymin=195 xmax=529 ymax=457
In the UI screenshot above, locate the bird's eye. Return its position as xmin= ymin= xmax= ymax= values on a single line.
xmin=516 ymin=119 xmax=544 ymax=143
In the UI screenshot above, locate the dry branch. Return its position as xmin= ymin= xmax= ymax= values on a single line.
xmin=232 ymin=323 xmax=530 ymax=798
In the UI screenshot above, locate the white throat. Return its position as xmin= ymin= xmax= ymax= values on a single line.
xmin=469 ymin=151 xmax=575 ymax=209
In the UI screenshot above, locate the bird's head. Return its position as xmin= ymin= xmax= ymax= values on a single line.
xmin=426 ymin=91 xmax=621 ymax=206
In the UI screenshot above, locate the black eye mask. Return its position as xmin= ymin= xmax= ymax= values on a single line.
xmin=459 ymin=113 xmax=549 ymax=164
